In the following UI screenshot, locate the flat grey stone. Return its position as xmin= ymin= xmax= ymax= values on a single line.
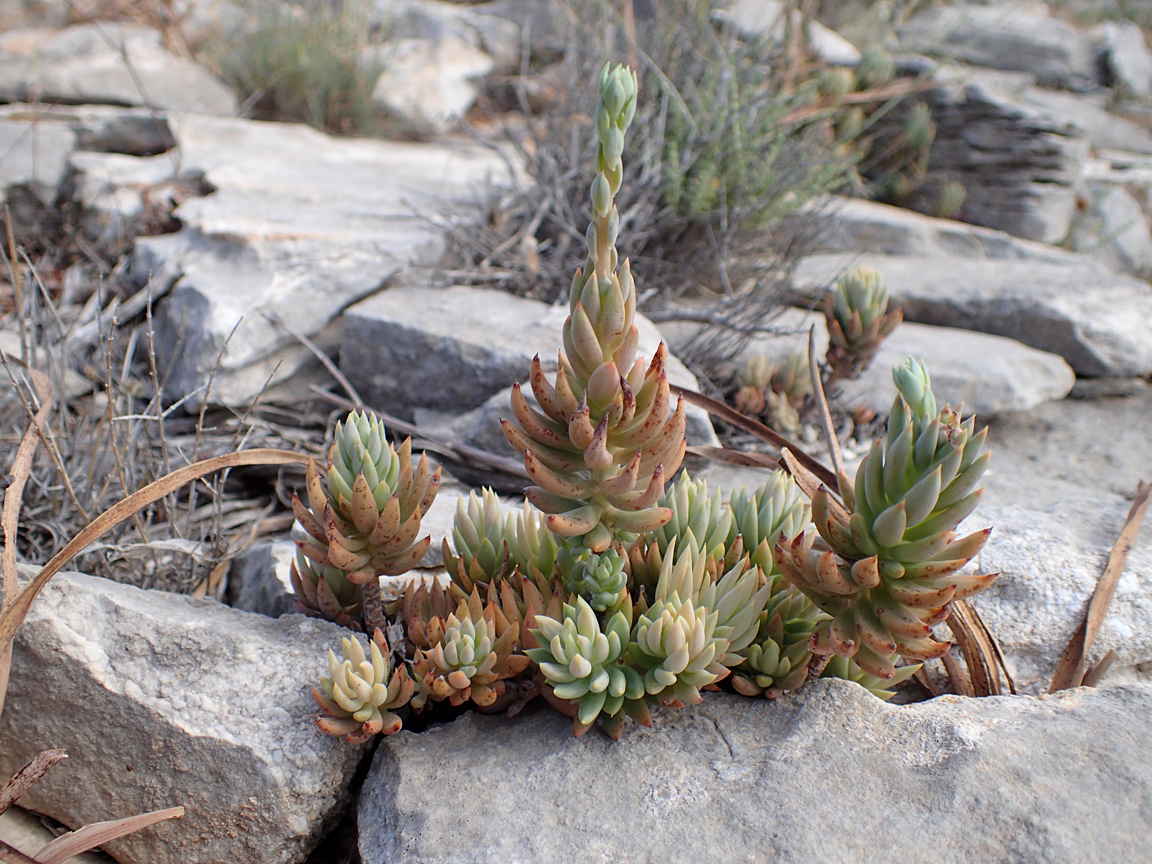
xmin=716 ymin=0 xmax=861 ymax=66
xmin=1100 ymin=19 xmax=1152 ymax=100
xmin=1068 ymin=181 xmax=1152 ymax=277
xmin=340 ymin=284 xmax=718 ymax=449
xmin=0 ymin=24 xmax=236 ymax=114
xmin=372 ymin=0 xmax=522 ymax=74
xmin=1016 ymin=85 xmax=1152 ymax=155
xmin=971 ymin=478 xmax=1152 ymax=693
xmin=68 ymin=150 xmax=185 ymax=250
xmin=663 ymin=306 xmax=1074 ymax=418
xmin=837 ymin=322 xmax=1075 ymax=417
xmin=792 ymin=253 xmax=1152 ymax=378
xmin=0 ymin=103 xmax=176 ymax=156
xmin=804 ymin=195 xmax=1083 ymax=262
xmin=0 ymin=118 xmax=76 ymax=207
xmin=898 ymin=4 xmax=1097 ymax=89
xmin=0 ymin=569 xmax=367 ymax=864
xmin=359 ymin=679 xmax=1152 ymax=864
xmin=132 ymin=114 xmax=511 ymax=407
xmin=368 ymin=36 xmax=494 ymax=135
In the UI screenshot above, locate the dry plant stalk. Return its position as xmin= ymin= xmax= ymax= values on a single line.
xmin=1049 ymin=481 xmax=1151 ymax=692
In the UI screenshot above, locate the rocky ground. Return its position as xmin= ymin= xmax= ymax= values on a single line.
xmin=1 ymin=1 xmax=1151 ymax=863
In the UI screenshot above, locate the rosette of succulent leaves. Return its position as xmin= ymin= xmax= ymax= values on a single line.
xmin=296 ymin=64 xmax=997 ymax=742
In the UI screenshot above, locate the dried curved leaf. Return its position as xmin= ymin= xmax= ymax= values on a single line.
xmin=947 ymin=599 xmax=1014 ymax=697
xmin=0 ymin=449 xmax=309 ymax=657
xmin=34 ymin=806 xmax=184 ymax=864
xmin=0 ymin=356 xmax=53 ymax=720
xmin=668 ymin=384 xmax=837 ymax=487
xmin=1049 ymin=482 xmax=1151 ymax=692
xmin=0 ymin=750 xmax=67 ymax=817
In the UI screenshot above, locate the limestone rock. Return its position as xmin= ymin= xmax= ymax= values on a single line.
xmin=898 ymin=3 xmax=1097 ymax=89
xmin=873 ymin=65 xmax=1091 ymax=244
xmin=130 ymin=114 xmax=511 ymax=407
xmin=340 ymin=284 xmax=718 ymax=443
xmin=971 ymin=477 xmax=1152 ymax=693
xmin=716 ymin=0 xmax=861 ymax=66
xmin=0 ymin=569 xmax=367 ymax=864
xmin=470 ymin=0 xmax=566 ymax=61
xmin=359 ymin=679 xmax=1152 ymax=864
xmin=804 ymin=195 xmax=1082 ymax=262
xmin=1068 ymin=181 xmax=1152 ymax=277
xmin=0 ymin=118 xmax=76 ymax=208
xmin=372 ymin=0 xmax=521 ymax=74
xmin=0 ymin=103 xmax=176 ymax=156
xmin=226 ymin=539 xmax=297 ymax=618
xmin=68 ymin=150 xmax=188 ymax=250
xmin=792 ymin=253 xmax=1152 ymax=378
xmin=837 ymin=322 xmax=1075 ymax=418
xmin=1015 ymin=85 xmax=1152 ymax=155
xmin=369 ymin=35 xmax=494 ymax=135
xmin=663 ymin=305 xmax=1073 ymax=418
xmin=0 ymin=24 xmax=237 ymax=114
xmin=1100 ymin=19 xmax=1152 ymax=100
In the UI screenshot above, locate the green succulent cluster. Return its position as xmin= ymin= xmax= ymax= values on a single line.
xmin=299 ymin=63 xmax=999 ymax=746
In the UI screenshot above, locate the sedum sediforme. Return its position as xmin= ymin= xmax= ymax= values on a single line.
xmin=824 ymin=265 xmax=902 ymax=381
xmin=314 ymin=629 xmax=413 ymax=744
xmin=502 ymin=63 xmax=685 ymax=555
xmin=776 ymin=357 xmax=997 ymax=679
xmin=291 ymin=411 xmax=440 ymax=627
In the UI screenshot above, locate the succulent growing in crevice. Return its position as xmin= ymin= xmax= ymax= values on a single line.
xmin=824 ymin=265 xmax=902 ymax=382
xmin=527 ymin=595 xmax=644 ymax=734
xmin=314 ymin=629 xmax=413 ymax=744
xmin=291 ymin=411 xmax=440 ymax=629
xmin=502 ymin=62 xmax=685 ymax=555
xmin=443 ymin=488 xmax=513 ymax=587
xmin=410 ymin=588 xmax=531 ymax=709
xmin=775 ymin=357 xmax=996 ymax=679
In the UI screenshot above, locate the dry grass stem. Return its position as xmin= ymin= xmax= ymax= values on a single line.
xmin=1050 ymin=481 xmax=1151 ymax=691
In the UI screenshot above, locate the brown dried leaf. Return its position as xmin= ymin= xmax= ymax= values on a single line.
xmin=0 ymin=750 xmax=67 ymax=817
xmin=946 ymin=599 xmax=1011 ymax=697
xmin=34 ymin=806 xmax=184 ymax=864
xmin=0 ymin=357 xmax=53 ymax=719
xmin=668 ymin=384 xmax=837 ymax=488
xmin=1049 ymin=481 xmax=1151 ymax=692
xmin=0 ymin=450 xmax=310 ymax=666
xmin=684 ymin=446 xmax=783 ymax=469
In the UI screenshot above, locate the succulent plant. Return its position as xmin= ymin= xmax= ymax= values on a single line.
xmin=727 ymin=471 xmax=809 ymax=577
xmin=506 ymin=499 xmax=560 ymax=580
xmin=776 ymin=357 xmax=997 ymax=679
xmin=822 ymin=654 xmax=920 ymax=701
xmin=291 ymin=411 xmax=440 ymax=627
xmin=527 ymin=595 xmax=645 ymax=733
xmin=314 ymin=629 xmax=413 ymax=744
xmin=411 ymin=588 xmax=531 ymax=709
xmin=824 ymin=266 xmax=903 ymax=381
xmin=502 ymin=63 xmax=685 ymax=554
xmin=731 ymin=584 xmax=823 ymax=697
xmin=558 ymin=541 xmax=628 ymax=611
xmin=443 ymin=488 xmax=513 ymax=588
xmin=629 ymin=589 xmax=729 ymax=706
xmin=649 ymin=472 xmax=733 ymax=564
